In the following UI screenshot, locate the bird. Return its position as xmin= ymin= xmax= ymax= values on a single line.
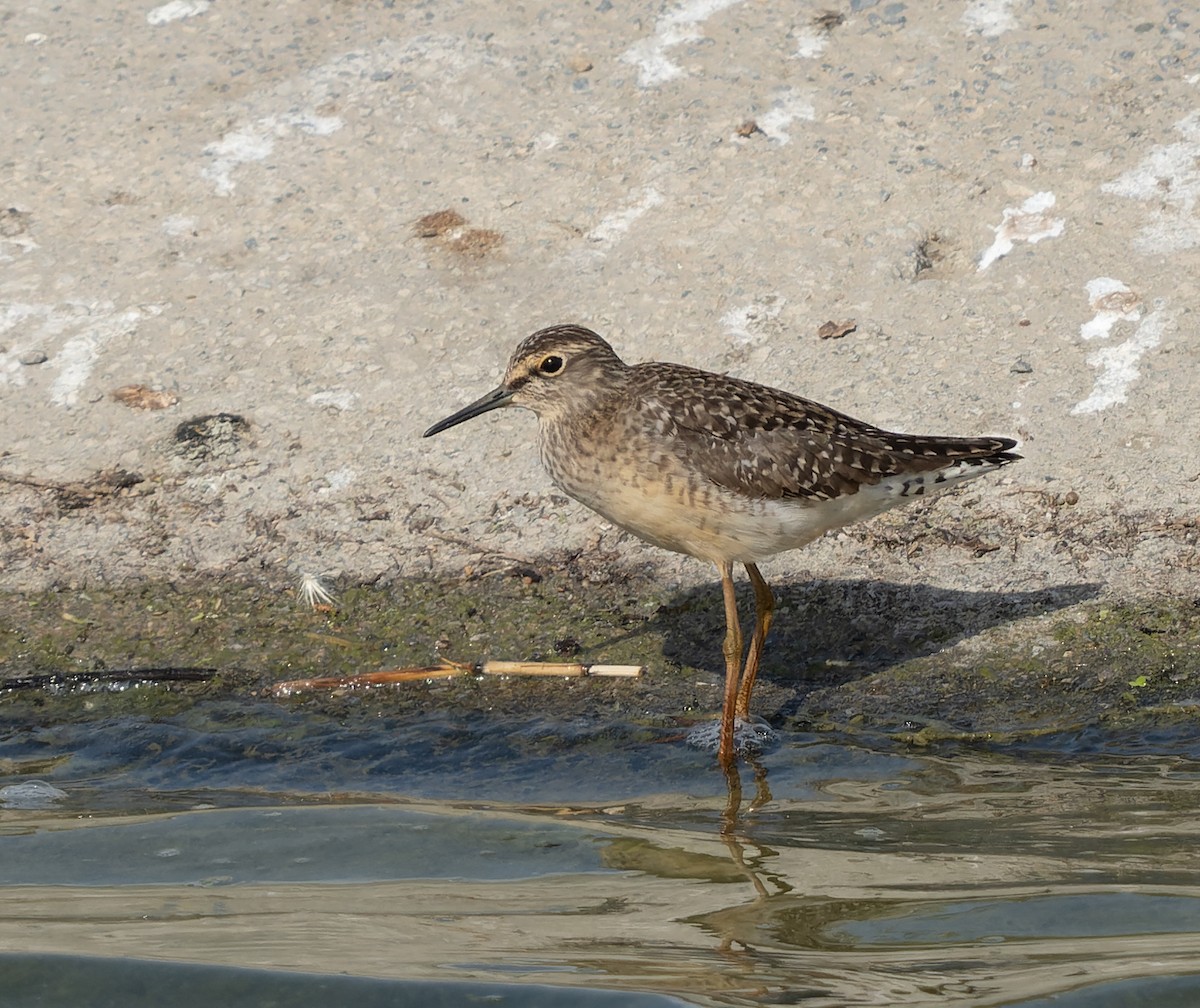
xmin=423 ymin=324 xmax=1021 ymax=766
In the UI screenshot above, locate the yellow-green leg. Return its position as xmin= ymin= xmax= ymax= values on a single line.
xmin=716 ymin=560 xmax=743 ymax=767
xmin=735 ymin=562 xmax=774 ymax=720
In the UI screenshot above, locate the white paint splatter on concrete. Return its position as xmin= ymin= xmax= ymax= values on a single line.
xmin=203 ymin=113 xmax=343 ymax=196
xmin=0 ymin=303 xmax=48 ymax=339
xmin=1 ymin=301 xmax=160 ymax=406
xmin=978 ymin=191 xmax=1065 ymax=270
xmin=317 ymin=467 xmax=357 ymax=493
xmin=146 ymin=0 xmax=210 ymax=26
xmin=161 ymin=215 xmax=197 ymax=237
xmin=200 ymin=38 xmax=476 ymax=195
xmin=309 ymin=389 xmax=358 ymax=411
xmin=962 ymin=0 xmax=1016 ymax=36
xmin=50 ymin=307 xmax=153 ymax=408
xmin=1079 ymin=278 xmax=1142 ymax=341
xmin=620 ymin=0 xmax=745 ymax=88
xmin=792 ymin=28 xmax=829 ymax=59
xmin=585 ymin=187 xmax=664 ymax=248
xmin=755 ymin=90 xmax=815 ymax=144
xmin=2 ymin=303 xmax=83 ymax=389
xmin=1101 ymin=111 xmax=1200 ymax=254
xmin=202 ymin=128 xmax=272 ymax=196
xmin=721 ymin=296 xmax=785 ymax=346
xmin=1071 ymin=307 xmax=1170 ymax=415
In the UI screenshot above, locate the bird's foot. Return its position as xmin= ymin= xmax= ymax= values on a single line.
xmin=685 ymin=716 xmax=779 ymax=756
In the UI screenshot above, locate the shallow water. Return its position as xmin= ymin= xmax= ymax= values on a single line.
xmin=2 ymin=685 xmax=1199 ymax=1007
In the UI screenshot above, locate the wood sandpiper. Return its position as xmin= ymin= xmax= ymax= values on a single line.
xmin=424 ymin=324 xmax=1021 ymax=766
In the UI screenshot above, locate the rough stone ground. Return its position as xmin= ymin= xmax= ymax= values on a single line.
xmin=2 ymin=0 xmax=1198 ymax=672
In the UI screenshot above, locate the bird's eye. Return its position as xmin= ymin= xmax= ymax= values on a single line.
xmin=538 ymin=355 xmax=564 ymax=375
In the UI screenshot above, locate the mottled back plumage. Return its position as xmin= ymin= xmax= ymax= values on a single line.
xmin=631 ymin=361 xmax=1019 ymax=503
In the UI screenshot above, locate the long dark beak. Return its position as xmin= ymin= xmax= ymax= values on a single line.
xmin=423 ymin=386 xmax=514 ymax=437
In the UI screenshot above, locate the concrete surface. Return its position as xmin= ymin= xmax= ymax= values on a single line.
xmin=2 ymin=0 xmax=1198 ymax=603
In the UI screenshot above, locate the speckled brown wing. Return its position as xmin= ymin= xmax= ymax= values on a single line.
xmin=633 ymin=363 xmax=1019 ymax=502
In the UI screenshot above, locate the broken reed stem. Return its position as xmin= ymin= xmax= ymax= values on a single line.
xmin=480 ymin=661 xmax=642 ymax=678
xmin=271 ymin=659 xmax=643 ymax=696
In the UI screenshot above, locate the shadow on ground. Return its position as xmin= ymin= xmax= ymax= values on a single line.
xmin=656 ymin=577 xmax=1102 ymax=718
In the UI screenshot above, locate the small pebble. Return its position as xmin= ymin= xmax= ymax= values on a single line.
xmin=19 ymin=350 xmax=48 ymax=365
xmin=1011 ymin=359 xmax=1033 ymax=374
